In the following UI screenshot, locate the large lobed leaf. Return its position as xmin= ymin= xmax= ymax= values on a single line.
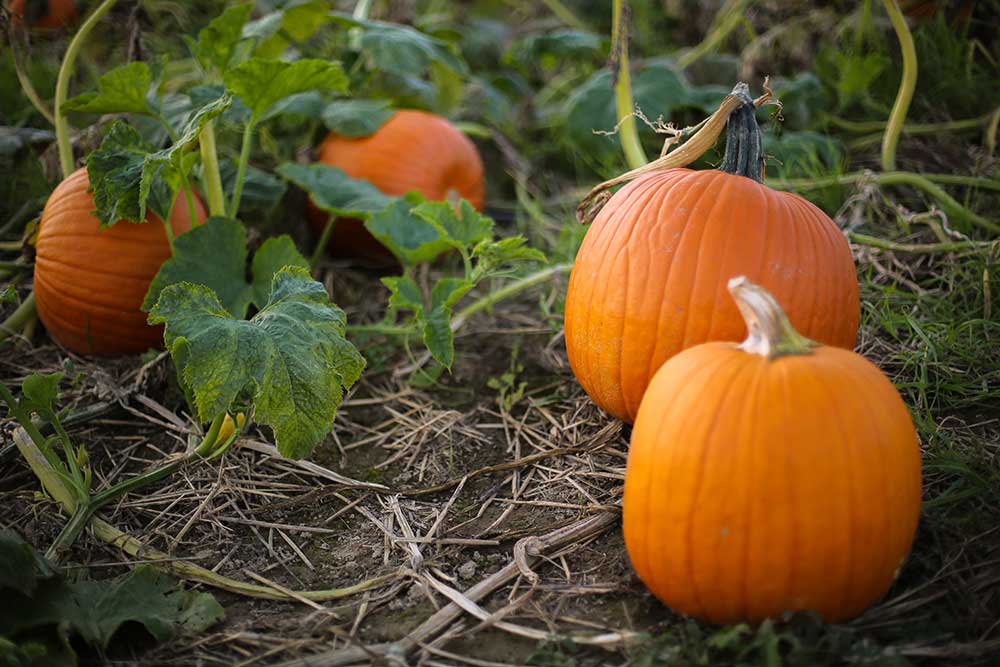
xmin=330 ymin=14 xmax=468 ymax=77
xmin=225 ymin=58 xmax=348 ymax=121
xmin=0 ymin=531 xmax=223 ymax=666
xmin=62 ymin=62 xmax=153 ymax=116
xmin=84 ymin=96 xmax=231 ymax=227
xmin=148 ymin=267 xmax=365 ymax=459
xmin=143 ymin=217 xmax=309 ymax=318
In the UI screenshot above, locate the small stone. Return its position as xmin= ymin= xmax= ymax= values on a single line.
xmin=457 ymin=560 xmax=477 ymax=580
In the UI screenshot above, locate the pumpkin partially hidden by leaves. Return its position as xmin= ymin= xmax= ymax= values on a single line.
xmin=7 ymin=0 xmax=77 ymax=30
xmin=306 ymin=109 xmax=485 ymax=260
xmin=564 ymin=99 xmax=859 ymax=422
xmin=623 ymin=277 xmax=922 ymax=624
xmin=34 ymin=168 xmax=207 ymax=356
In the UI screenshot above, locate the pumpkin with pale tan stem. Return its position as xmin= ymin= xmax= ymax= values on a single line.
xmin=34 ymin=167 xmax=207 ymax=356
xmin=306 ymin=109 xmax=485 ymax=260
xmin=622 ymin=276 xmax=922 ymax=624
xmin=564 ymin=91 xmax=859 ymax=423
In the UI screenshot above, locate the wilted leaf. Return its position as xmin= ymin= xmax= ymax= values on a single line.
xmin=148 ymin=268 xmax=365 ymax=459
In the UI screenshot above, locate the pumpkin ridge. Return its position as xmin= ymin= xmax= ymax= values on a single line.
xmin=637 ymin=170 xmax=709 ymax=404
xmin=840 ymin=356 xmax=909 ymax=617
xmin=623 ymin=356 xmax=730 ymax=612
xmin=33 ymin=270 xmax=152 ymax=321
xmin=735 ymin=359 xmax=770 ymax=621
xmin=581 ymin=172 xmax=666 ymax=412
xmin=700 ymin=174 xmax=764 ymax=344
xmin=613 ymin=173 xmax=686 ymax=412
xmin=628 ymin=170 xmax=712 ymax=419
xmin=679 ymin=171 xmax=735 ymax=351
xmin=681 ymin=358 xmax=759 ymax=619
xmin=801 ymin=354 xmax=860 ymax=618
xmin=35 ymin=253 xmax=168 ymax=283
xmin=775 ymin=362 xmax=802 ymax=615
xmin=632 ymin=348 xmax=735 ymax=607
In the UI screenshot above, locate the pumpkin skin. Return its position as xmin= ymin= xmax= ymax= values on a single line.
xmin=564 ymin=168 xmax=860 ymax=422
xmin=306 ymin=109 xmax=485 ymax=260
xmin=34 ymin=167 xmax=207 ymax=356
xmin=622 ymin=279 xmax=922 ymax=624
xmin=8 ymin=0 xmax=77 ymax=29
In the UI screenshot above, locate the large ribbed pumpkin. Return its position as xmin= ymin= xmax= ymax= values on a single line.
xmin=34 ymin=167 xmax=207 ymax=356
xmin=7 ymin=0 xmax=77 ymax=29
xmin=306 ymin=109 xmax=485 ymax=260
xmin=564 ymin=101 xmax=859 ymax=422
xmin=623 ymin=277 xmax=922 ymax=624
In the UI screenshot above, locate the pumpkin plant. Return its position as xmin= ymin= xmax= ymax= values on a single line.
xmin=564 ymin=83 xmax=860 ymax=422
xmin=622 ymin=276 xmax=922 ymax=624
xmin=307 ymin=108 xmax=486 ymax=261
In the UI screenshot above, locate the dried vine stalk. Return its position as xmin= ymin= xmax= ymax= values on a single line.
xmin=576 ymin=80 xmax=773 ymax=225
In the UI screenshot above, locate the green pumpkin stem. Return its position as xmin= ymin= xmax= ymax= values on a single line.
xmin=719 ymin=83 xmax=765 ymax=183
xmin=728 ymin=276 xmax=816 ymax=359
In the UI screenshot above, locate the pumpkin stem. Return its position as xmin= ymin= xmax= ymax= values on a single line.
xmin=719 ymin=84 xmax=764 ymax=183
xmin=727 ymin=276 xmax=816 ymax=358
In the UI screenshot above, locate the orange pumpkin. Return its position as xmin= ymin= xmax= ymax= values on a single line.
xmin=564 ymin=99 xmax=859 ymax=422
xmin=306 ymin=109 xmax=485 ymax=260
xmin=7 ymin=0 xmax=77 ymax=30
xmin=34 ymin=167 xmax=207 ymax=356
xmin=623 ymin=277 xmax=922 ymax=624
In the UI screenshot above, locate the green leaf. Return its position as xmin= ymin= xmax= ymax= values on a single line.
xmin=321 ymin=99 xmax=394 ymax=137
xmin=0 ymin=539 xmax=224 ymax=656
xmin=143 ymin=217 xmax=253 ymax=318
xmin=84 ymin=122 xmax=170 ymax=225
xmin=276 ymin=163 xmax=392 ymax=217
xmin=422 ymin=278 xmax=473 ymax=369
xmin=365 ymin=195 xmax=452 ymax=266
xmin=224 ymin=57 xmax=348 ymax=121
xmin=148 ymin=268 xmax=365 ymax=458
xmin=217 ymin=159 xmax=287 ymax=211
xmin=248 ymin=1 xmax=331 ymax=59
xmin=563 ymin=64 xmax=694 ymax=161
xmin=61 ymin=62 xmax=153 ymax=116
xmin=331 ymin=14 xmax=468 ymax=77
xmin=189 ymin=3 xmax=255 ymax=73
xmin=412 ymin=199 xmax=493 ymax=248
xmin=19 ymin=373 xmax=63 ymax=417
xmin=0 ymin=531 xmax=48 ymax=597
xmin=250 ymin=236 xmax=310 ymax=308
xmin=510 ymin=29 xmax=602 ymax=66
xmin=472 ymin=236 xmax=546 ymax=279
xmin=142 ymin=218 xmax=308 ymax=318
xmin=381 ymin=275 xmax=423 ymax=314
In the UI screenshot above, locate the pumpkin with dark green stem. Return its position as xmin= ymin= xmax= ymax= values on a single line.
xmin=564 ymin=87 xmax=860 ymax=423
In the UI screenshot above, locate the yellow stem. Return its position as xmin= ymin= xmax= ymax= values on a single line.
xmin=611 ymin=0 xmax=646 ymax=171
xmin=880 ymin=0 xmax=917 ymax=171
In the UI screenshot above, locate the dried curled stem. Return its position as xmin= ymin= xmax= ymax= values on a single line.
xmin=576 ymin=79 xmax=774 ymax=224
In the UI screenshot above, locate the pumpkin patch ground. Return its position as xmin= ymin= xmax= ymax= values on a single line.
xmin=1 ymin=1 xmax=999 ymax=665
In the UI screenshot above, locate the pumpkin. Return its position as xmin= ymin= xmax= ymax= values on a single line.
xmin=622 ymin=276 xmax=922 ymax=624
xmin=306 ymin=109 xmax=485 ymax=261
xmin=564 ymin=94 xmax=859 ymax=422
xmin=33 ymin=167 xmax=207 ymax=356
xmin=7 ymin=0 xmax=77 ymax=30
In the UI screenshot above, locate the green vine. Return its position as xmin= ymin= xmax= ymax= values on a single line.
xmin=880 ymin=0 xmax=917 ymax=171
xmin=54 ymin=0 xmax=119 ymax=179
xmin=610 ymin=0 xmax=646 ymax=171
